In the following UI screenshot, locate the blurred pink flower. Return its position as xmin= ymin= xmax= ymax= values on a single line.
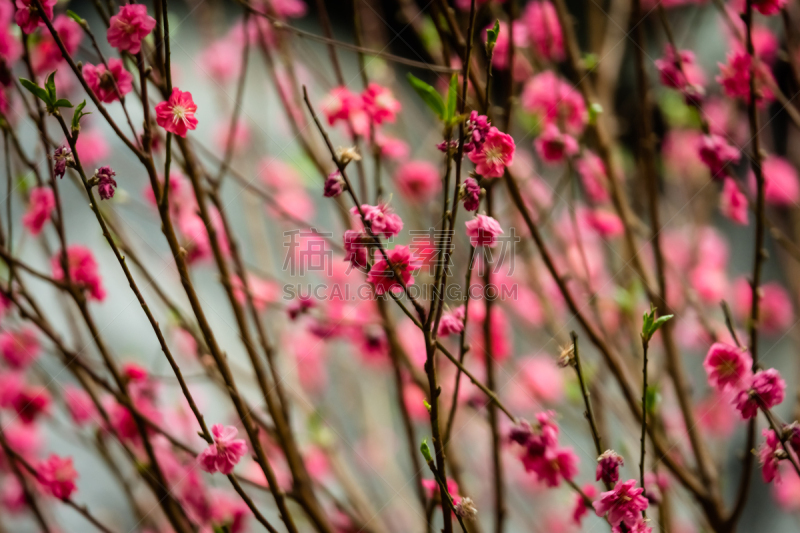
xmin=107 ymin=4 xmax=156 ymax=54
xmin=394 ymin=160 xmax=441 ymax=201
xmin=22 ymin=186 xmax=55 ymax=235
xmin=198 ymin=424 xmax=248 ymax=475
xmin=38 ymin=455 xmax=77 ymax=500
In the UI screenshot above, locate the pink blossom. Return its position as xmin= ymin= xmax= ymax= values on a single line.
xmin=438 ymin=305 xmax=465 ymax=337
xmin=654 ymin=44 xmax=706 ymax=96
xmin=461 ymin=177 xmax=482 ymax=211
xmin=31 ymin=15 xmax=81 ymax=75
xmin=350 ymin=203 xmax=403 ymax=238
xmin=287 ymin=295 xmax=315 ymax=320
xmin=720 ymin=178 xmax=748 ymax=225
xmin=271 ymin=0 xmax=308 ymax=18
xmin=74 ymin=129 xmax=110 ymax=167
xmin=586 ymin=209 xmax=624 ymax=237
xmin=14 ymin=0 xmax=55 ymax=34
xmin=774 ymin=466 xmax=800 ymax=511
xmin=534 ymin=124 xmax=579 ymax=164
xmin=366 ymin=245 xmax=420 ymax=295
xmin=735 ymin=368 xmax=786 ymax=419
xmin=323 ymin=171 xmax=345 ymax=198
xmin=176 ymin=208 xmax=230 ymax=264
xmin=343 ymin=230 xmax=369 ymax=270
xmin=0 ymin=327 xmax=40 ymax=369
xmin=486 ymin=21 xmax=528 ymax=70
xmin=733 ymin=278 xmax=793 ymax=334
xmin=198 ymin=38 xmax=243 ymax=83
xmin=422 ymin=477 xmax=460 ymax=505
xmin=523 ymin=1 xmax=564 ymax=61
xmin=64 ymin=386 xmax=96 ymax=426
xmin=38 ymin=455 xmax=77 ymax=500
xmin=52 ymin=246 xmax=106 ymax=301
xmin=752 ymin=0 xmax=787 ymax=15
xmin=593 ymin=479 xmax=649 ymax=528
xmin=597 ymin=449 xmax=624 ymax=485
xmin=525 ymin=445 xmax=578 ymax=487
xmin=22 ymin=186 xmax=55 ymax=235
xmin=614 ymin=520 xmax=653 ymax=533
xmin=468 ymin=127 xmax=515 ymax=178
xmin=376 ymin=134 xmax=410 ymax=160
xmin=521 ymin=71 xmax=587 ymax=135
xmin=107 ymin=4 xmax=156 ymax=54
xmin=0 ymin=476 xmax=26 ymax=513
xmin=717 ymin=50 xmax=775 ymax=105
xmin=394 ymin=160 xmax=441 ymax=201
xmin=156 ymin=88 xmax=198 ymax=138
xmin=703 ymin=342 xmax=752 ymax=391
xmin=198 ymin=424 xmax=248 ymax=475
xmin=83 ymin=59 xmax=134 ymax=103
xmin=517 ymin=356 xmax=564 ymax=403
xmin=697 ymin=134 xmax=740 ymax=178
xmin=755 ymin=155 xmax=800 ymax=206
xmin=689 ymin=263 xmax=728 ymax=304
xmin=465 ymin=214 xmax=503 ymax=247
xmin=759 ymin=429 xmax=782 ymax=483
xmin=12 ymin=385 xmax=51 ymax=424
xmin=95 ymin=166 xmax=117 ymax=200
xmin=573 ymin=484 xmax=597 ymax=525
xmin=361 ymin=83 xmax=401 ymax=124
xmin=576 ymin=150 xmax=609 ymax=203
xmin=321 ymin=86 xmax=361 ymax=126
xmin=0 ymin=27 xmax=21 ymax=65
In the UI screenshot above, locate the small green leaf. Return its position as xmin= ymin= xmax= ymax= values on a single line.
xmin=645 ymin=385 xmax=659 ymax=416
xmin=423 ymin=399 xmax=432 ymax=412
xmin=641 ymin=305 xmax=673 ymax=342
xmin=583 ymin=53 xmax=599 ymax=71
xmin=407 ymin=73 xmax=445 ymax=120
xmin=486 ymin=20 xmax=500 ymax=53
xmin=45 ymin=71 xmax=57 ymax=101
xmin=19 ymin=77 xmax=51 ymax=105
xmin=588 ymin=102 xmax=603 ymax=125
xmin=445 ymin=74 xmax=458 ymax=122
xmin=71 ymin=100 xmax=91 ymax=132
xmin=66 ymin=10 xmax=85 ymax=25
xmin=420 ymin=438 xmax=433 ymax=463
xmin=53 ymin=98 xmax=72 ymax=109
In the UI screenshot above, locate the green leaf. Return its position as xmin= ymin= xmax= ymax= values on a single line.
xmin=19 ymin=77 xmax=51 ymax=105
xmin=445 ymin=74 xmax=458 ymax=122
xmin=420 ymin=438 xmax=433 ymax=463
xmin=45 ymin=71 xmax=57 ymax=101
xmin=407 ymin=73 xmax=445 ymax=120
xmin=588 ymin=102 xmax=603 ymax=125
xmin=486 ymin=20 xmax=500 ymax=53
xmin=71 ymin=100 xmax=91 ymax=132
xmin=66 ymin=10 xmax=85 ymax=24
xmin=53 ymin=98 xmax=72 ymax=109
xmin=641 ymin=305 xmax=673 ymax=342
xmin=645 ymin=385 xmax=659 ymax=416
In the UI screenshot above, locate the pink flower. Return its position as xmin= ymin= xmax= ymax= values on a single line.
xmin=521 ymin=71 xmax=587 ymax=136
xmin=465 ymin=214 xmax=503 ymax=247
xmin=525 ymin=446 xmax=578 ymax=487
xmin=720 ymin=178 xmax=748 ymax=225
xmin=155 ymin=88 xmax=198 ymax=138
xmin=52 ymin=245 xmax=106 ymax=301
xmin=752 ymin=0 xmax=787 ymax=15
xmin=38 ymin=455 xmax=77 ymax=500
xmin=22 ymin=186 xmax=55 ymax=235
xmin=321 ymin=86 xmax=361 ymax=126
xmin=271 ymin=0 xmax=308 ymax=18
xmin=64 ymin=386 xmax=96 ymax=426
xmin=361 ymin=83 xmax=401 ymax=124
xmin=422 ymin=477 xmax=460 ymax=505
xmin=517 ymin=356 xmax=564 ymax=403
xmin=614 ymin=520 xmax=653 ymax=533
xmin=0 ymin=27 xmax=21 ymax=65
xmin=438 ymin=305 xmax=465 ymax=336
xmin=593 ymin=479 xmax=649 ymax=528
xmin=586 ymin=209 xmax=624 ymax=238
xmin=461 ymin=177 xmax=481 ymax=211
xmin=697 ymin=134 xmax=740 ymax=178
xmin=343 ymin=230 xmax=369 ymax=270
xmin=717 ymin=50 xmax=775 ymax=105
xmin=759 ymin=429 xmax=782 ymax=483
xmin=755 ymin=155 xmax=800 ymax=206
xmin=366 ymin=245 xmax=420 ymax=295
xmin=198 ymin=424 xmax=248 ymax=475
xmin=654 ymin=45 xmax=706 ymax=96
xmin=468 ymin=127 xmax=515 ymax=178
xmin=576 ymin=151 xmax=609 ymax=203
xmin=597 ymin=450 xmax=624 ymax=485
xmin=107 ymin=4 xmax=156 ymax=54
xmin=534 ymin=124 xmax=579 ymax=164
xmin=733 ymin=279 xmax=793 ymax=334
xmin=14 ymin=0 xmax=55 ymax=34
xmin=573 ymin=484 xmax=597 ymax=525
xmin=12 ymin=385 xmax=51 ymax=424
xmin=95 ymin=166 xmax=117 ymax=200
xmin=485 ymin=21 xmax=528 ymax=70
xmin=734 ymin=368 xmax=786 ymax=419
xmin=350 ymin=203 xmax=403 ymax=238
xmin=703 ymin=342 xmax=752 ymax=391
xmin=31 ymin=14 xmax=81 ymax=75
xmin=82 ymin=59 xmax=134 ymax=103
xmin=394 ymin=161 xmax=441 ymax=201
xmin=0 ymin=327 xmax=40 ymax=369
xmin=523 ymin=1 xmax=564 ymax=61
xmin=74 ymin=129 xmax=110 ymax=167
